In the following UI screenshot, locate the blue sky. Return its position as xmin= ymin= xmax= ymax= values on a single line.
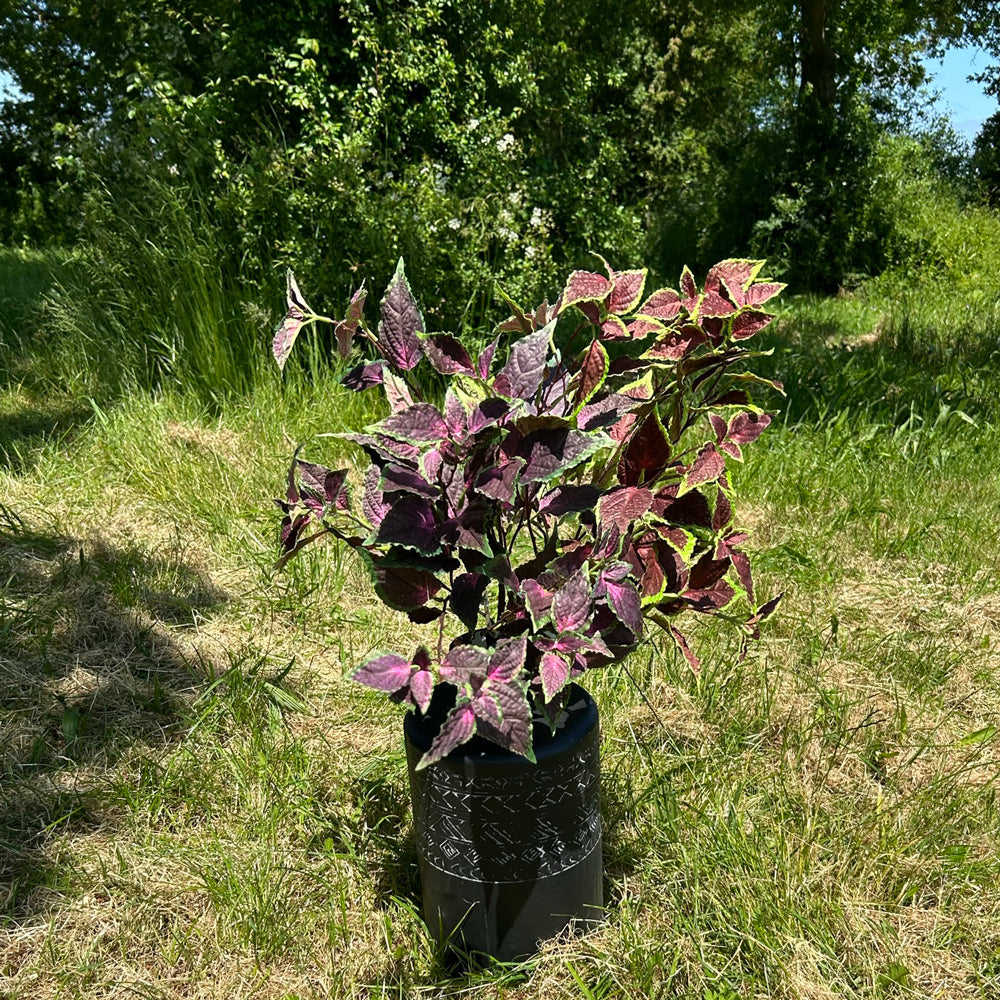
xmin=922 ymin=44 xmax=997 ymax=140
xmin=1 ymin=45 xmax=997 ymax=141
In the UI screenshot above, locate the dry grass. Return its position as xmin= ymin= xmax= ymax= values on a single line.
xmin=2 ymin=344 xmax=1000 ymax=998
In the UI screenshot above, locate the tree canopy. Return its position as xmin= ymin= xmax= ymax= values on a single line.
xmin=1 ymin=1 xmax=998 ymax=298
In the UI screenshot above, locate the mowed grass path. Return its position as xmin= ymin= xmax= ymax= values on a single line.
xmin=1 ymin=249 xmax=998 ymax=998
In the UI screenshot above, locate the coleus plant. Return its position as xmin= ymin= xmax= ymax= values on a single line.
xmin=272 ymin=256 xmax=782 ymax=769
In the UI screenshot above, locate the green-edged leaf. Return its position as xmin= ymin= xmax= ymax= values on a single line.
xmin=422 ymin=334 xmax=475 ymax=374
xmin=273 ymin=271 xmax=311 ymax=370
xmin=494 ymin=321 xmax=554 ymax=399
xmin=378 ymin=258 xmax=423 ymax=370
xmin=599 ymin=315 xmax=629 ymax=341
xmin=517 ymin=427 xmax=610 ymax=482
xmin=638 ymin=288 xmax=683 ymax=321
xmin=417 ymin=701 xmax=477 ymax=769
xmin=562 ymin=270 xmax=612 ymax=309
xmin=540 ymin=651 xmax=571 ymax=703
xmin=573 ymin=339 xmax=609 ymax=410
xmin=374 ymin=403 xmax=449 ymax=443
xmin=608 ymin=268 xmax=647 ymax=314
xmin=678 ymin=443 xmax=726 ymax=495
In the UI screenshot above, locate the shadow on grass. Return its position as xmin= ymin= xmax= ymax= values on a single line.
xmin=758 ymin=305 xmax=1000 ymax=426
xmin=0 ymin=400 xmax=94 ymax=474
xmin=0 ymin=511 xmax=228 ymax=924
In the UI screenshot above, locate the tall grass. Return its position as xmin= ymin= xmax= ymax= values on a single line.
xmin=38 ymin=180 xmax=278 ymax=405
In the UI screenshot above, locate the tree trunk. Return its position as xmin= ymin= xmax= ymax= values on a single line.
xmin=799 ymin=0 xmax=836 ymax=106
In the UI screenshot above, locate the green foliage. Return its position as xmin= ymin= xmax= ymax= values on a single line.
xmin=973 ymin=111 xmax=1000 ymax=205
xmin=40 ymin=179 xmax=269 ymax=404
xmin=2 ymin=0 xmax=1000 ymax=307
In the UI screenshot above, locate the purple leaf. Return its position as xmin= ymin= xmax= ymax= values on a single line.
xmin=272 ymin=270 xmax=312 ymax=370
xmin=451 ymin=572 xmax=489 ymax=632
xmin=713 ymin=489 xmax=733 ymax=532
xmin=599 ymin=316 xmax=629 ymax=341
xmin=362 ymin=464 xmax=390 ymax=528
xmin=577 ymin=392 xmax=644 ymax=431
xmin=342 ymin=361 xmax=387 ymax=391
xmin=645 ymin=324 xmax=706 ymax=361
xmin=335 ymin=283 xmax=367 ymax=358
xmin=420 ymin=447 xmax=444 ymax=484
xmin=376 ymin=403 xmax=449 ymax=444
xmin=472 ymin=688 xmax=503 ymax=729
xmin=287 ymin=270 xmax=311 ymax=312
xmin=621 ymin=415 xmax=671 ymax=485
xmin=297 ymin=461 xmax=350 ymax=512
xmin=698 ymin=290 xmax=737 ymax=319
xmin=728 ymin=411 xmax=771 ymax=445
xmin=730 ymin=310 xmax=774 ymax=341
xmin=709 ymin=413 xmax=728 ymax=443
xmin=477 ymin=335 xmax=500 ymax=379
xmin=744 ymin=282 xmax=785 ymax=307
xmin=476 ymin=680 xmax=534 ymax=760
xmin=604 ymin=579 xmax=642 ymax=635
xmin=279 ymin=512 xmax=310 ymax=553
xmin=552 ymin=572 xmax=592 ymax=632
xmin=423 ymin=334 xmax=475 ymax=375
xmin=598 ymin=486 xmax=653 ymax=532
xmin=378 ymin=258 xmax=424 ymax=370
xmin=680 ymin=443 xmax=726 ymax=494
xmin=409 ymin=667 xmax=434 ymax=714
xmin=729 ymin=546 xmax=754 ymax=604
xmin=625 ymin=316 xmax=664 ymax=340
xmin=380 ymin=463 xmax=437 ymax=498
xmin=668 ymin=626 xmax=701 ymax=673
xmin=373 ymin=495 xmax=439 ymax=553
xmin=608 ymin=268 xmax=647 ymax=314
xmin=341 ymin=432 xmax=420 ymax=466
xmin=517 ymin=427 xmax=609 ymax=482
xmin=441 ymin=504 xmax=492 ymax=555
xmin=680 ymin=266 xmax=698 ymax=301
xmin=573 ymin=340 xmax=609 ymax=409
xmin=522 ymin=578 xmax=554 ymax=628
xmin=638 ymin=287 xmax=683 ymax=321
xmin=468 ymin=398 xmax=509 ymax=435
xmin=488 ymin=637 xmax=527 ymax=684
xmin=418 ymin=701 xmax=477 ymax=769
xmin=443 ymin=389 xmax=467 ymax=438
xmin=540 ymin=651 xmax=571 ymax=703
xmin=704 ymin=259 xmax=762 ymax=299
xmin=476 ymin=458 xmax=523 ymax=503
xmin=494 ymin=322 xmax=553 ymax=399
xmin=538 ymin=484 xmax=603 ymax=515
xmin=535 ymin=632 xmax=610 ymax=658
xmin=562 ymin=270 xmax=612 ymax=308
xmin=440 ymin=644 xmax=491 ymax=683
xmin=371 ymin=561 xmax=442 ymax=611
xmin=382 ymin=371 xmax=414 ymax=413
xmin=272 ymin=309 xmax=306 ymax=371
xmin=352 ymin=652 xmax=412 ymax=694
xmin=408 ymin=606 xmax=443 ymax=624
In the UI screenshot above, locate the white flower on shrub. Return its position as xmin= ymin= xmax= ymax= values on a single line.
xmin=496 ymin=132 xmax=516 ymax=153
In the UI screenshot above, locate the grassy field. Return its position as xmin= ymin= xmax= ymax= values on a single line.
xmin=1 ymin=246 xmax=999 ymax=999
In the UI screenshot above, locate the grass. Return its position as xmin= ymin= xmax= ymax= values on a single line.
xmin=2 ymin=245 xmax=1000 ymax=998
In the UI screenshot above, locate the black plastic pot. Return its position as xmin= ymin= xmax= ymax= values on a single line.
xmin=403 ymin=683 xmax=603 ymax=962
